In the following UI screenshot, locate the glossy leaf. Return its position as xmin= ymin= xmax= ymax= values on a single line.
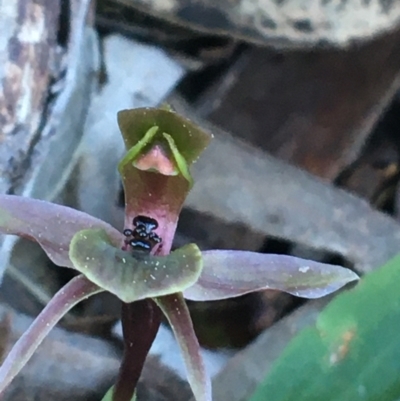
xmin=117 ymin=108 xmax=212 ymax=255
xmin=156 ymin=293 xmax=211 ymax=401
xmin=0 ymin=275 xmax=102 ymax=396
xmin=69 ymin=228 xmax=203 ymax=303
xmin=249 ymin=253 xmax=400 ymax=401
xmin=184 ymin=250 xmax=359 ymax=301
xmin=0 ymin=195 xmax=122 ymax=268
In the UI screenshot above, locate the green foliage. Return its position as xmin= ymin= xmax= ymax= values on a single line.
xmin=250 ymin=254 xmax=400 ymax=401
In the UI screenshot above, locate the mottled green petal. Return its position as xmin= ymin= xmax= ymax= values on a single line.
xmin=117 ymin=108 xmax=211 ymax=165
xmin=69 ymin=229 xmax=203 ymax=302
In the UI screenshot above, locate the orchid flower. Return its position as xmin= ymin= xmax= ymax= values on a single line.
xmin=0 ymin=108 xmax=358 ymax=401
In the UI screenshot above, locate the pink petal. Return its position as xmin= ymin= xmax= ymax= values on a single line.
xmin=183 ymin=250 xmax=359 ymax=301
xmin=0 ymin=275 xmax=103 ymax=395
xmin=156 ymin=293 xmax=212 ymax=401
xmin=0 ymin=195 xmax=122 ymax=267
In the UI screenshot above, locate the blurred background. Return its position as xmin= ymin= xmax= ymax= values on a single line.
xmin=1 ymin=1 xmax=400 ymax=400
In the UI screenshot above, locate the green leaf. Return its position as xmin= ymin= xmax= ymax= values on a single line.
xmin=69 ymin=228 xmax=203 ymax=303
xmin=249 ymin=254 xmax=400 ymax=401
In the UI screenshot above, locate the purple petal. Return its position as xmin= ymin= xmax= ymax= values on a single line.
xmin=183 ymin=250 xmax=359 ymax=301
xmin=156 ymin=293 xmax=212 ymax=401
xmin=0 ymin=275 xmax=103 ymax=395
xmin=120 ymin=165 xmax=190 ymax=255
xmin=0 ymin=195 xmax=122 ymax=267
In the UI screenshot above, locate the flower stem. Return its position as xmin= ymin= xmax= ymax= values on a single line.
xmin=112 ymin=299 xmax=162 ymax=401
xmin=0 ymin=274 xmax=103 ymax=395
